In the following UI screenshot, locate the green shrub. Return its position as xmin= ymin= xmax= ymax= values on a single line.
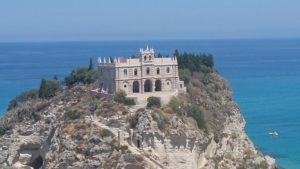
xmin=0 ymin=126 xmax=7 ymax=136
xmin=113 ymin=90 xmax=127 ymax=103
xmin=16 ymin=89 xmax=38 ymax=102
xmin=113 ymin=90 xmax=135 ymax=105
xmin=124 ymin=153 xmax=136 ymax=162
xmin=157 ymin=120 xmax=166 ymax=131
xmin=88 ymin=99 xmax=98 ymax=113
xmin=7 ymin=99 xmax=18 ymax=111
xmin=100 ymin=128 xmax=112 ymax=138
xmin=189 ymin=105 xmax=207 ymax=132
xmin=39 ymin=79 xmax=61 ymax=98
xmin=123 ymin=98 xmax=135 ymax=105
xmin=64 ymin=67 xmax=97 ymax=87
xmin=7 ymin=89 xmax=39 ymax=111
xmin=168 ymin=96 xmax=181 ymax=115
xmin=147 ymin=97 xmax=161 ymax=108
xmin=64 ymin=109 xmax=83 ymax=121
xmin=117 ymin=145 xmax=128 ymax=154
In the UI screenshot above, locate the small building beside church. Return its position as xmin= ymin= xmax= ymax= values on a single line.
xmin=97 ymin=47 xmax=186 ymax=97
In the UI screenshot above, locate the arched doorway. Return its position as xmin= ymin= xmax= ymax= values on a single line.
xmin=155 ymin=80 xmax=162 ymax=91
xmin=133 ymin=81 xmax=139 ymax=93
xmin=144 ymin=80 xmax=152 ymax=92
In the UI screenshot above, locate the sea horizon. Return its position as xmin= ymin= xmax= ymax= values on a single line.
xmin=1 ymin=37 xmax=300 ymax=44
xmin=1 ymin=39 xmax=300 ymax=168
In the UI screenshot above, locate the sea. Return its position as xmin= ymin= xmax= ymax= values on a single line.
xmin=0 ymin=39 xmax=300 ymax=168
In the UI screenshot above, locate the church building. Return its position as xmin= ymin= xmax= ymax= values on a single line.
xmin=97 ymin=47 xmax=186 ymax=97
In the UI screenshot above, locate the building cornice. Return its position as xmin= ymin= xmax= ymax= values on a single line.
xmin=115 ymin=76 xmax=179 ymax=81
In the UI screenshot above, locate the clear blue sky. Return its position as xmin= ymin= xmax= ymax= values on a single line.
xmin=1 ymin=0 xmax=300 ymax=42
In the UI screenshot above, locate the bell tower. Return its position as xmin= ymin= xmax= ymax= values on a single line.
xmin=139 ymin=46 xmax=154 ymax=63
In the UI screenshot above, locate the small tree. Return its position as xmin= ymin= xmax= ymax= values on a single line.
xmin=53 ymin=75 xmax=59 ymax=80
xmin=157 ymin=53 xmax=162 ymax=58
xmin=39 ymin=79 xmax=61 ymax=98
xmin=179 ymin=69 xmax=191 ymax=85
xmin=174 ymin=49 xmax=180 ymax=57
xmin=88 ymin=58 xmax=93 ymax=70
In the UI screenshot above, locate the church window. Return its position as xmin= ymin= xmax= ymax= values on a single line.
xmin=149 ymin=55 xmax=152 ymax=60
xmin=144 ymin=56 xmax=147 ymax=61
xmin=156 ymin=68 xmax=160 ymax=75
xmin=134 ymin=69 xmax=138 ymax=76
xmin=166 ymin=67 xmax=170 ymax=73
xmin=146 ymin=67 xmax=150 ymax=75
xmin=124 ymin=69 xmax=127 ymax=76
xmin=124 ymin=84 xmax=127 ymax=88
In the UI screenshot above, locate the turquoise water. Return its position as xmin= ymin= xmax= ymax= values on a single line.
xmin=1 ymin=39 xmax=300 ymax=168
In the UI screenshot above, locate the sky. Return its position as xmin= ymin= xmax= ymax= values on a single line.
xmin=0 ymin=0 xmax=300 ymax=42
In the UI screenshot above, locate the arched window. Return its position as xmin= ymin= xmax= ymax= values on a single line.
xmin=144 ymin=56 xmax=147 ymax=61
xmin=156 ymin=68 xmax=160 ymax=75
xmin=124 ymin=69 xmax=127 ymax=76
xmin=155 ymin=80 xmax=162 ymax=91
xmin=146 ymin=67 xmax=150 ymax=75
xmin=149 ymin=55 xmax=152 ymax=60
xmin=166 ymin=67 xmax=170 ymax=73
xmin=134 ymin=69 xmax=138 ymax=76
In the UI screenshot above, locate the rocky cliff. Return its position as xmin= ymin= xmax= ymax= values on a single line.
xmin=0 ymin=71 xmax=278 ymax=169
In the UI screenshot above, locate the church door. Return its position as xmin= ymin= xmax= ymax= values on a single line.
xmin=144 ymin=80 xmax=152 ymax=92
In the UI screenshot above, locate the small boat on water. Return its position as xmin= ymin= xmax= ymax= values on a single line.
xmin=269 ymin=131 xmax=279 ymax=136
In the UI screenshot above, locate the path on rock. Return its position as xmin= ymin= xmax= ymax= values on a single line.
xmin=86 ymin=116 xmax=165 ymax=169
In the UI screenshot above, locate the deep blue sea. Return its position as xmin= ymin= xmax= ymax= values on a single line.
xmin=1 ymin=39 xmax=300 ymax=168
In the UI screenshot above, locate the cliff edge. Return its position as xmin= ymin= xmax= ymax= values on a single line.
xmin=0 ymin=59 xmax=278 ymax=169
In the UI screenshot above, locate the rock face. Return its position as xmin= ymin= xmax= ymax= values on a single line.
xmin=0 ymin=72 xmax=278 ymax=169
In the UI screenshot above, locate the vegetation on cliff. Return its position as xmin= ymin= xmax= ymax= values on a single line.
xmin=39 ymin=78 xmax=61 ymax=98
xmin=113 ymin=90 xmax=135 ymax=105
xmin=64 ymin=67 xmax=97 ymax=87
xmin=0 ymin=51 xmax=277 ymax=169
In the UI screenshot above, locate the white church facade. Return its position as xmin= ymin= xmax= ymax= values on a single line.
xmin=97 ymin=47 xmax=186 ymax=98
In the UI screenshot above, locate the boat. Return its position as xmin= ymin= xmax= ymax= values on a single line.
xmin=268 ymin=131 xmax=279 ymax=136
